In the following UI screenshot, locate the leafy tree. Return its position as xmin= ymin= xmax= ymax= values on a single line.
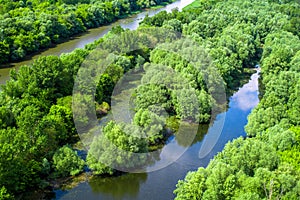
xmin=52 ymin=145 xmax=85 ymax=177
xmin=0 ymin=0 xmax=172 ymax=64
xmin=0 ymin=128 xmax=41 ymax=193
xmin=261 ymin=31 xmax=300 ymax=75
xmin=133 ymin=108 xmax=165 ymax=144
xmin=171 ymin=88 xmax=200 ymax=122
xmin=174 ymin=0 xmax=300 ymax=198
xmin=0 ymin=186 xmax=13 ymax=200
xmin=37 ymin=104 xmax=75 ymax=148
xmin=0 ymin=106 xmax=15 ymax=129
xmin=86 ymin=121 xmax=148 ymax=175
xmin=134 ymin=84 xmax=171 ymax=111
xmin=72 ymin=92 xmax=97 ymax=131
xmin=162 ymin=19 xmax=182 ymax=33
xmin=96 ymin=73 xmax=116 ymax=104
xmin=1 ymin=0 xmax=300 ymax=197
xmin=290 ymin=50 xmax=300 ymax=72
xmin=174 ymin=168 xmax=207 ymax=200
xmin=0 ymin=41 xmax=10 ymax=63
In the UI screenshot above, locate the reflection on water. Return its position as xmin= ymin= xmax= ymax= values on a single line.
xmin=198 ymin=68 xmax=260 ymax=158
xmin=0 ymin=0 xmax=195 ymax=85
xmin=174 ymin=123 xmax=209 ymax=147
xmin=56 ymin=69 xmax=260 ymax=200
xmin=89 ymin=173 xmax=147 ymax=200
xmin=231 ymin=71 xmax=260 ymax=111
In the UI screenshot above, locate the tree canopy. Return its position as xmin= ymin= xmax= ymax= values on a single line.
xmin=173 ymin=0 xmax=300 ymax=199
xmin=0 ymin=0 xmax=300 ymax=198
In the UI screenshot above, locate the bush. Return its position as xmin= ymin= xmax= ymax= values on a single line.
xmin=52 ymin=145 xmax=85 ymax=177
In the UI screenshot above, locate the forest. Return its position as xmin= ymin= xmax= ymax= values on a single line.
xmin=0 ymin=0 xmax=300 ymax=199
xmin=171 ymin=0 xmax=300 ymax=199
xmin=0 ymin=0 xmax=172 ymax=64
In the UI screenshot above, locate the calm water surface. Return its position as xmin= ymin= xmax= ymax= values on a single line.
xmin=0 ymin=0 xmax=260 ymax=198
xmin=56 ymin=69 xmax=260 ymax=200
xmin=0 ymin=0 xmax=194 ymax=84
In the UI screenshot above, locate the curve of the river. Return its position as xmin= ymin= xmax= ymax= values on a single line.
xmin=0 ymin=1 xmax=260 ymax=199
xmin=55 ymin=69 xmax=260 ymax=200
xmin=0 ymin=0 xmax=195 ymax=85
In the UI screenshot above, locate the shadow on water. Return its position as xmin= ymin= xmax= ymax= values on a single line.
xmin=55 ymin=68 xmax=260 ymax=200
xmin=89 ymin=173 xmax=147 ymax=200
xmin=174 ymin=123 xmax=209 ymax=147
xmin=55 ymin=173 xmax=147 ymax=200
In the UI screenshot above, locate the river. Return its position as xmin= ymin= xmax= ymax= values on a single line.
xmin=55 ymin=69 xmax=260 ymax=200
xmin=0 ymin=0 xmax=195 ymax=85
xmin=0 ymin=0 xmax=260 ymax=198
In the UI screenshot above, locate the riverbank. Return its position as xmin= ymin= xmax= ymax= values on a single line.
xmin=48 ymin=65 xmax=255 ymax=197
xmin=54 ymin=68 xmax=259 ymax=200
xmin=33 ymin=67 xmax=250 ymax=200
xmin=0 ymin=1 xmax=175 ymax=69
xmin=0 ymin=0 xmax=194 ymax=85
xmin=0 ymin=0 xmax=177 ymax=67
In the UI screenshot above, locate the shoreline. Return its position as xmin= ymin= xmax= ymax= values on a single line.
xmin=0 ymin=1 xmax=176 ymax=70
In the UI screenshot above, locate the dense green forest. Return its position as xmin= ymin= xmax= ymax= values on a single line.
xmin=169 ymin=0 xmax=300 ymax=199
xmin=0 ymin=0 xmax=172 ymax=64
xmin=0 ymin=0 xmax=299 ymax=199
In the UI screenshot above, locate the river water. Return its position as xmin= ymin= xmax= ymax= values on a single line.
xmin=0 ymin=0 xmax=195 ymax=85
xmin=0 ymin=0 xmax=260 ymax=198
xmin=55 ymin=69 xmax=260 ymax=200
